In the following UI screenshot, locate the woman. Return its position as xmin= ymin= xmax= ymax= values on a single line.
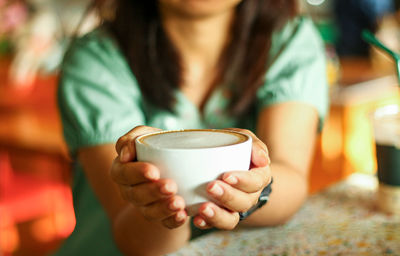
xmin=56 ymin=0 xmax=328 ymax=255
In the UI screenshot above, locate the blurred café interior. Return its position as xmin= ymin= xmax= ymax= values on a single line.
xmin=0 ymin=0 xmax=400 ymax=255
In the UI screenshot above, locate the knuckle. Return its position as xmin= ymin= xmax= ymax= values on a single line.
xmin=117 ymin=125 xmax=149 ymax=151
xmin=255 ymin=176 xmax=265 ymax=190
xmin=116 ymin=135 xmax=129 ymax=152
xmin=109 ymin=161 xmax=118 ymax=180
xmin=134 ymin=125 xmax=148 ymax=131
xmin=163 ymin=216 xmax=182 ymax=229
xmin=143 ymin=201 xmax=172 ymax=221
xmin=118 ymin=164 xmax=129 ymax=183
xmin=116 ymin=135 xmax=127 ymax=147
xmin=162 ymin=219 xmax=175 ymax=229
xmin=239 ymin=195 xmax=258 ymax=212
xmin=120 ymin=186 xmax=135 ymax=203
xmin=140 ymin=163 xmax=157 ymax=178
xmin=225 ymin=220 xmax=237 ymax=230
xmin=242 ymin=201 xmax=254 ymax=212
xmin=139 ymin=162 xmax=151 ymax=174
xmin=229 ymin=222 xmax=237 ymax=230
xmin=220 ymin=190 xmax=234 ymax=205
xmin=126 ymin=125 xmax=146 ymax=136
xmin=248 ymin=195 xmax=259 ymax=209
xmin=133 ymin=125 xmax=152 ymax=135
xmin=162 ymin=202 xmax=174 ymax=216
xmin=119 ymin=187 xmax=129 ymax=201
xmin=239 ymin=200 xmax=253 ymax=212
xmin=110 ymin=160 xmax=125 ymax=184
xmin=141 ymin=207 xmax=157 ymax=221
xmin=150 ymin=184 xmax=161 ymax=199
xmin=260 ymin=171 xmax=270 ymax=188
xmin=250 ymin=169 xmax=265 ymax=187
xmin=127 ymin=187 xmax=142 ymax=205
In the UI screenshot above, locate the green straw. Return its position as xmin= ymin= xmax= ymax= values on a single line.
xmin=362 ymin=29 xmax=400 ymax=86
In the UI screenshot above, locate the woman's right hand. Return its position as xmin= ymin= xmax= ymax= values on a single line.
xmin=110 ymin=126 xmax=188 ymax=229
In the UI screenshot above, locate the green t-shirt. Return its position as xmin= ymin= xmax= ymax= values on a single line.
xmin=55 ymin=16 xmax=328 ymax=255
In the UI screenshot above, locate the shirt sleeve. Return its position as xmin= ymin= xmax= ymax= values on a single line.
xmin=58 ymin=29 xmax=145 ymax=154
xmin=256 ymin=16 xmax=329 ymax=131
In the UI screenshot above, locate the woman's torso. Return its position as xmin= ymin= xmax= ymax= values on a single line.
xmin=54 ymin=16 xmax=328 ymax=255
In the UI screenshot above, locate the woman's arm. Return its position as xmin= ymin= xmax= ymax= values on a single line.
xmin=191 ymin=101 xmax=318 ymax=229
xmin=242 ymin=101 xmax=319 ymax=226
xmin=78 ymin=143 xmax=191 ymax=256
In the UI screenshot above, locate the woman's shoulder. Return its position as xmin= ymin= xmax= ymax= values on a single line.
xmin=62 ymin=26 xmax=123 ymax=69
xmin=74 ymin=26 xmax=117 ymax=49
xmin=270 ymin=16 xmax=323 ymax=59
xmin=60 ymin=25 xmax=139 ymax=91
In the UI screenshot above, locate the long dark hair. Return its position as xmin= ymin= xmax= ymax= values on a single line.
xmin=108 ymin=0 xmax=297 ymax=115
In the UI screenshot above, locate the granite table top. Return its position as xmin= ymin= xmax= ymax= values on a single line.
xmin=171 ymin=174 xmax=400 ymax=256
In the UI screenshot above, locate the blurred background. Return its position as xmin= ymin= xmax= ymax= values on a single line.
xmin=0 ymin=0 xmax=399 ymax=255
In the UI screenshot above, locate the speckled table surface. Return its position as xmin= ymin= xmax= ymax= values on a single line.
xmin=171 ymin=174 xmax=400 ymax=256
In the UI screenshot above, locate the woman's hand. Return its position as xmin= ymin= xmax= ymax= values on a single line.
xmin=110 ymin=126 xmax=189 ymax=229
xmin=192 ymin=128 xmax=271 ymax=230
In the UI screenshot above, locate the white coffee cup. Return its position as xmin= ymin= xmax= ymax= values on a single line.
xmin=135 ymin=129 xmax=252 ymax=215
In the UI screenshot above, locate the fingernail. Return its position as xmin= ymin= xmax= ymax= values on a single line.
xmin=175 ymin=211 xmax=185 ymax=222
xmin=169 ymin=200 xmax=182 ymax=210
xmin=120 ymin=146 xmax=130 ymax=162
xmin=209 ymin=183 xmax=223 ymax=196
xmin=202 ymin=206 xmax=214 ymax=218
xmin=258 ymin=149 xmax=267 ymax=158
xmin=224 ymin=175 xmax=238 ymax=185
xmin=145 ymin=169 xmax=159 ymax=180
xmin=198 ymin=219 xmax=206 ymax=227
xmin=161 ymin=183 xmax=174 ymax=194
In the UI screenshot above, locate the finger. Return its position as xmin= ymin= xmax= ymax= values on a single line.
xmin=120 ymin=179 xmax=177 ymax=206
xmin=224 ymin=128 xmax=269 ymax=167
xmin=221 ymin=166 xmax=271 ymax=193
xmin=140 ymin=195 xmax=185 ymax=222
xmin=110 ymin=161 xmax=160 ymax=186
xmin=251 ymin=140 xmax=269 ymax=168
xmin=194 ymin=202 xmax=239 ymax=230
xmin=192 ymin=216 xmax=212 ymax=230
xmin=162 ymin=210 xmax=188 ymax=229
xmin=116 ymin=125 xmax=161 ymax=163
xmin=207 ymin=180 xmax=259 ymax=212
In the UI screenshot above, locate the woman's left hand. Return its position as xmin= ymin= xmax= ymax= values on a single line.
xmin=193 ymin=128 xmax=271 ymax=230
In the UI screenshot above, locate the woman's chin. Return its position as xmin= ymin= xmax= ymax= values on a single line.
xmin=159 ymin=0 xmax=242 ymax=19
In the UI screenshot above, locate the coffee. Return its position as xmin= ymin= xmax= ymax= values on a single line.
xmin=138 ymin=129 xmax=248 ymax=149
xmin=135 ymin=129 xmax=252 ymax=215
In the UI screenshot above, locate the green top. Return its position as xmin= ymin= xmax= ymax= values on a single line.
xmin=55 ymin=16 xmax=328 ymax=255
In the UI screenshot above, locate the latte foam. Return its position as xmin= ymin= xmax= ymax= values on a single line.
xmin=139 ymin=130 xmax=247 ymax=149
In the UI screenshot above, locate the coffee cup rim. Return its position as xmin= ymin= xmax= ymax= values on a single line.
xmin=135 ymin=129 xmax=252 ymax=151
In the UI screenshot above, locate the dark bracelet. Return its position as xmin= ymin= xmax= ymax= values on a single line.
xmin=239 ymin=177 xmax=273 ymax=221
